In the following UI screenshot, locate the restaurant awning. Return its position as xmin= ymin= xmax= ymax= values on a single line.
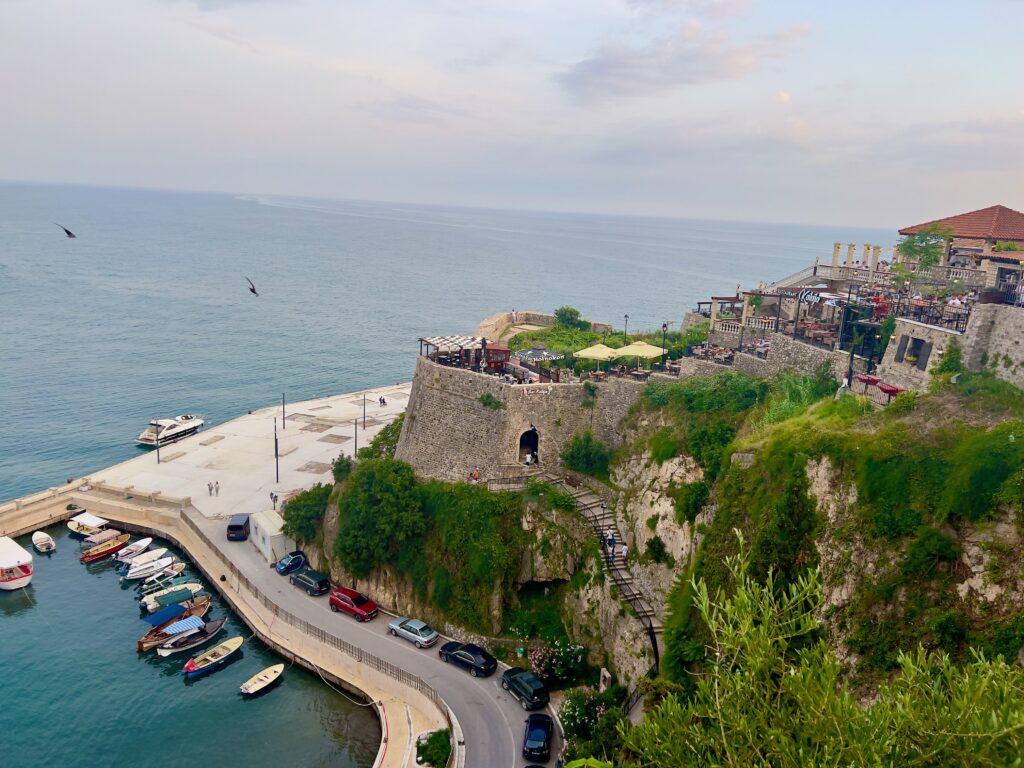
xmin=420 ymin=335 xmax=483 ymax=352
xmin=574 ymin=343 xmax=618 ymax=361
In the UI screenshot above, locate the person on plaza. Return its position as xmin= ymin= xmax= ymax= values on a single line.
xmin=470 ymin=467 xmax=481 ymax=483
xmin=524 ymin=452 xmax=533 ymax=465
xmin=207 ymin=481 xmax=213 ymax=496
xmin=214 ymin=481 xmax=220 ymax=497
xmin=511 ymin=308 xmax=518 ymax=323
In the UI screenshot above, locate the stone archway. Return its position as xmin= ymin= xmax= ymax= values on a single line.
xmin=519 ymin=427 xmax=539 ymax=464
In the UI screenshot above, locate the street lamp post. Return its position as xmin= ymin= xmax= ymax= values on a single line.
xmin=155 ymin=419 xmax=162 ymax=464
xmin=623 ymin=314 xmax=629 ymax=341
xmin=282 ymin=393 xmax=286 ymax=430
xmin=273 ymin=417 xmax=280 ymax=483
xmin=661 ymin=322 xmax=668 ymax=367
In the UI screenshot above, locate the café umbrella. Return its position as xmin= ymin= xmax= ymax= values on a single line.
xmin=573 ymin=343 xmax=618 ymax=371
xmin=614 ymin=340 xmax=666 ymax=369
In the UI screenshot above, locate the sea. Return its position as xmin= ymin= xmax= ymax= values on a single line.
xmin=0 ymin=181 xmax=894 ymax=765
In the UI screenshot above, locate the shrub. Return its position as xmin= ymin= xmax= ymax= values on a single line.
xmin=479 ymin=392 xmax=504 ymax=410
xmin=902 ymin=527 xmax=958 ymax=577
xmin=331 ymin=453 xmax=353 ymax=483
xmin=649 ymin=428 xmax=679 ymax=465
xmin=529 ymin=640 xmax=588 ymax=685
xmin=887 ymin=391 xmax=918 ymax=414
xmin=280 ymin=483 xmax=331 ymax=542
xmin=555 ymin=305 xmax=590 ymax=330
xmin=560 ymin=686 xmax=626 ymax=761
xmin=932 ymin=337 xmax=963 ymax=375
xmin=561 ymin=431 xmax=612 ymax=480
xmin=646 ymin=535 xmax=671 ymax=564
xmin=685 ymin=419 xmax=736 ymax=482
xmin=356 ymin=412 xmax=404 ymax=459
xmin=416 ymin=729 xmax=452 ymax=767
xmin=674 ymin=480 xmax=709 ymax=525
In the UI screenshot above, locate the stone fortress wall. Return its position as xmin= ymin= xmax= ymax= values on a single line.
xmin=395 ymin=356 xmax=643 ymax=482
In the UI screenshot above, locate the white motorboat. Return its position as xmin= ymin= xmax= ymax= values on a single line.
xmin=0 ymin=536 xmax=33 ymax=590
xmin=31 ymin=531 xmax=56 ymax=554
xmin=140 ymin=582 xmax=205 ymax=613
xmin=136 ymin=414 xmax=205 ymax=447
xmin=124 ymin=556 xmax=176 ymax=581
xmin=67 ymin=512 xmax=108 ymax=539
xmin=116 ymin=537 xmax=153 ymax=562
xmin=116 ymin=546 xmax=168 ymax=567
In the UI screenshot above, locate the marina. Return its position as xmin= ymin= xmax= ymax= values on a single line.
xmin=0 ymin=525 xmax=380 ymax=767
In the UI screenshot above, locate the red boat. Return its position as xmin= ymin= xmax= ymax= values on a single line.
xmin=80 ymin=533 xmax=132 ymax=563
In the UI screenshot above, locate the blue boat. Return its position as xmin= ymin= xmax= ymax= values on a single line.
xmin=145 ymin=603 xmax=187 ymax=627
xmin=181 ymin=636 xmax=244 ymax=680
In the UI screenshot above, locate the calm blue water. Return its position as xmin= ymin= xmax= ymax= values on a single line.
xmin=0 ymin=527 xmax=380 ymax=767
xmin=0 ymin=181 xmax=895 ymax=501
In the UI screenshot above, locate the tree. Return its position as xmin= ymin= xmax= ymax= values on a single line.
xmin=561 ymin=431 xmax=611 ymax=480
xmin=280 ymin=483 xmax=332 ymax=542
xmin=932 ymin=336 xmax=963 ymax=375
xmin=334 ymin=459 xmax=425 ymax=576
xmin=897 ymin=223 xmax=953 ymax=271
xmin=555 ymin=305 xmax=589 ymax=330
xmin=616 ymin=534 xmax=1024 ymax=768
xmin=357 ymin=413 xmax=405 ymax=460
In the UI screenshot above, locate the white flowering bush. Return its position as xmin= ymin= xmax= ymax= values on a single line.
xmin=528 ymin=639 xmax=587 ymax=684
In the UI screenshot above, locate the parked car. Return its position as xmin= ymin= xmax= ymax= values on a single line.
xmin=387 ymin=616 xmax=439 ymax=648
xmin=329 ymin=586 xmax=379 ymax=621
xmin=288 ymin=568 xmax=331 ymax=596
xmin=501 ymin=667 xmax=550 ymax=710
xmin=438 ymin=641 xmax=497 ymax=677
xmin=226 ymin=513 xmax=250 ymax=541
xmin=275 ymin=550 xmax=307 ymax=575
xmin=522 ymin=713 xmax=554 ymax=762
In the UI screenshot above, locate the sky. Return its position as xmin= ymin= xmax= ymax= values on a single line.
xmin=1 ymin=0 xmax=1022 ymax=227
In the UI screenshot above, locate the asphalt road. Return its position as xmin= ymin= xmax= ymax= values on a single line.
xmin=205 ymin=518 xmax=560 ymax=768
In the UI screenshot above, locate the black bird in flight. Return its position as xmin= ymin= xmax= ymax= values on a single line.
xmin=246 ymin=277 xmax=259 ymax=296
xmin=55 ymin=223 xmax=77 ymax=238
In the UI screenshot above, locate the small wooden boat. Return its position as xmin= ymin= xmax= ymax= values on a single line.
xmin=123 ymin=556 xmax=175 ymax=581
xmin=144 ymin=594 xmax=211 ymax=627
xmin=138 ymin=567 xmax=188 ymax=594
xmin=116 ymin=546 xmax=168 ymax=569
xmin=157 ymin=618 xmax=226 ymax=657
xmin=239 ymin=663 xmax=284 ymax=696
xmin=31 ymin=531 xmax=56 ymax=554
xmin=137 ymin=605 xmax=213 ymax=652
xmin=80 ymin=533 xmax=131 ymax=563
xmin=82 ymin=528 xmax=123 ymax=546
xmin=67 ymin=512 xmax=108 ymax=539
xmin=115 ymin=537 xmax=153 ymax=562
xmin=140 ymin=582 xmax=204 ymax=613
xmin=181 ymin=636 xmax=244 ymax=679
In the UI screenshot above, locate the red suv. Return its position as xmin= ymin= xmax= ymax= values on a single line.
xmin=328 ymin=586 xmax=379 ymax=622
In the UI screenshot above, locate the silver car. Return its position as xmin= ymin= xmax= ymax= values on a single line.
xmin=387 ymin=616 xmax=439 ymax=648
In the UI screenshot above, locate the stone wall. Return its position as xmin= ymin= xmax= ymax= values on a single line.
xmin=681 ymin=311 xmax=709 ymax=332
xmin=876 ymin=318 xmax=960 ymax=391
xmin=675 ymin=332 xmax=848 ymax=383
xmin=395 ymin=357 xmax=644 ymax=482
xmin=962 ymin=303 xmax=1024 ymax=388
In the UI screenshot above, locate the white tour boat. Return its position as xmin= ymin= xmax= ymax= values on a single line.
xmin=0 ymin=536 xmax=34 ymax=590
xmin=136 ymin=414 xmax=205 ymax=447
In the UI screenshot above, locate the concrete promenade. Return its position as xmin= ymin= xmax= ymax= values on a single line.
xmin=1 ymin=384 xmax=543 ymax=768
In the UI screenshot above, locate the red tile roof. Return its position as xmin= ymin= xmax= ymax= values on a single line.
xmin=899 ymin=205 xmax=1024 ymax=241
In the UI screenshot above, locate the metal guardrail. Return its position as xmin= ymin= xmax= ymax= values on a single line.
xmin=623 ymin=662 xmax=660 ymax=716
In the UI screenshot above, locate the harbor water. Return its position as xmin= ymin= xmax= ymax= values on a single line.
xmin=0 ymin=526 xmax=381 ymax=768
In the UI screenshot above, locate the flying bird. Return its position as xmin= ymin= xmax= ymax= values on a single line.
xmin=245 ymin=277 xmax=259 ymax=296
xmin=54 ymin=223 xmax=76 ymax=238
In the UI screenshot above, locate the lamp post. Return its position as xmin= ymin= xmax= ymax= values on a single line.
xmin=273 ymin=417 xmax=280 ymax=483
xmin=623 ymin=314 xmax=629 ymax=341
xmin=282 ymin=393 xmax=286 ymax=430
xmin=661 ymin=322 xmax=668 ymax=367
xmin=155 ymin=419 xmax=162 ymax=464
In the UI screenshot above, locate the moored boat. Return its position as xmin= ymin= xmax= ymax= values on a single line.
xmin=138 ymin=566 xmax=188 ymax=594
xmin=239 ymin=663 xmax=285 ymax=696
xmin=31 ymin=531 xmax=56 ymax=554
xmin=117 ymin=546 xmax=168 ymax=570
xmin=67 ymin=512 xmax=108 ymax=539
xmin=123 ymin=556 xmax=175 ymax=581
xmin=181 ymin=636 xmax=244 ymax=679
xmin=0 ymin=536 xmax=33 ymax=590
xmin=137 ymin=608 xmax=213 ymax=652
xmin=144 ymin=593 xmax=212 ymax=627
xmin=79 ymin=533 xmax=131 ymax=563
xmin=115 ymin=537 xmax=153 ymax=562
xmin=140 ymin=582 xmax=204 ymax=613
xmin=137 ymin=414 xmax=205 ymax=447
xmin=82 ymin=528 xmax=123 ymax=547
xmin=157 ymin=618 xmax=226 ymax=657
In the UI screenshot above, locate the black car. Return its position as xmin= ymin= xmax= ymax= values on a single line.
xmin=288 ymin=568 xmax=330 ymax=596
xmin=438 ymin=641 xmax=497 ymax=677
xmin=522 ymin=713 xmax=554 ymax=762
xmin=501 ymin=667 xmax=550 ymax=710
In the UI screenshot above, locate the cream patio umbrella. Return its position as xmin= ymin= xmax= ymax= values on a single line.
xmin=614 ymin=340 xmax=666 ymax=370
xmin=573 ymin=343 xmax=618 ymax=372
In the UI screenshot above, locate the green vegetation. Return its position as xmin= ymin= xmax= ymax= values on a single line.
xmin=897 ymin=223 xmax=953 ymax=270
xmin=503 ymin=582 xmax=571 ymax=643
xmin=478 ymin=392 xmax=504 ymax=410
xmin=416 ymin=729 xmax=452 ymax=767
xmin=280 ymin=483 xmax=331 ymax=542
xmin=356 ymin=412 xmax=404 ymax=460
xmin=561 ymin=430 xmax=612 ymax=480
xmin=560 ymin=686 xmax=627 ymax=763
xmin=933 ymin=336 xmax=963 ymax=375
xmin=994 ymin=240 xmax=1023 ymax=252
xmin=331 ymin=454 xmax=353 ymax=483
xmin=613 ymin=543 xmax=1024 ymax=768
xmin=645 ymin=535 xmax=671 ymax=565
xmin=555 ymin=305 xmax=591 ymax=330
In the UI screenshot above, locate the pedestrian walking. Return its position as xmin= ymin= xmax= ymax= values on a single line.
xmin=207 ymin=481 xmax=213 ymax=496
xmin=619 ymin=543 xmax=628 ymax=563
xmin=511 ymin=308 xmax=518 ymax=323
xmin=607 ymin=532 xmax=616 ymax=562
xmin=214 ymin=481 xmax=220 ymax=497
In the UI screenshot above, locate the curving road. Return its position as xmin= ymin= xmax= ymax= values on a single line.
xmin=193 ymin=513 xmax=560 ymax=768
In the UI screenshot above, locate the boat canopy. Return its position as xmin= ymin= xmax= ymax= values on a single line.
xmin=0 ymin=536 xmax=32 ymax=568
xmin=84 ymin=528 xmax=122 ymax=545
xmin=71 ymin=512 xmax=108 ymax=528
xmin=163 ymin=616 xmax=205 ymax=635
xmin=145 ymin=604 xmax=187 ymax=626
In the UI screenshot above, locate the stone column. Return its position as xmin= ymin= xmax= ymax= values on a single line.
xmin=871 ymin=245 xmax=881 ymax=271
xmin=740 ymin=294 xmax=751 ymax=326
xmin=846 ymin=243 xmax=856 ymax=266
xmin=709 ymin=299 xmax=719 ymax=327
xmin=892 ymin=245 xmax=900 ymax=264
xmin=832 ymin=243 xmax=841 ymax=268
xmin=862 ymin=244 xmax=871 ymax=264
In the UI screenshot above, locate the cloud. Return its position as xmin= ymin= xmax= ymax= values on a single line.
xmin=163 ymin=0 xmax=290 ymax=11
xmin=628 ymin=0 xmax=753 ymax=19
xmin=776 ymin=89 xmax=791 ymax=104
xmin=354 ymin=94 xmax=463 ymax=126
xmin=556 ymin=21 xmax=809 ymax=102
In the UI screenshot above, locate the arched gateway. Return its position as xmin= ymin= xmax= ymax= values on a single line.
xmin=518 ymin=427 xmax=539 ymax=464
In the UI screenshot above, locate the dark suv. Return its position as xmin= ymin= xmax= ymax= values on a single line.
xmin=289 ymin=569 xmax=330 ymax=596
xmin=501 ymin=667 xmax=550 ymax=710
xmin=522 ymin=713 xmax=554 ymax=762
